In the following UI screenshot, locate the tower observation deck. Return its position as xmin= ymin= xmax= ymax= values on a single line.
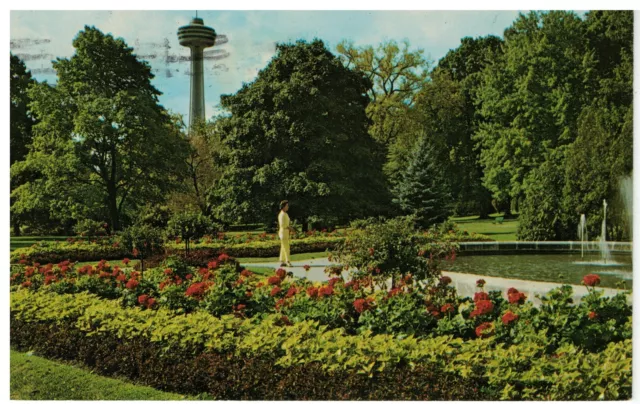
xmin=177 ymin=17 xmax=216 ymax=130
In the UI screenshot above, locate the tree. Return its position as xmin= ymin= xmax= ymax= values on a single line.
xmin=336 ymin=39 xmax=430 ymax=147
xmin=18 ymin=26 xmax=190 ymax=231
xmin=210 ymin=39 xmax=390 ymax=229
xmin=167 ymin=211 xmax=218 ymax=256
xmin=10 ymin=53 xmax=37 ymax=165
xmin=167 ymin=119 xmax=226 ymax=216
xmin=561 ymin=10 xmax=634 ymax=241
xmin=10 ymin=54 xmax=39 ymax=236
xmin=428 ymin=35 xmax=503 ymax=218
xmin=392 ymin=135 xmax=451 ymax=229
xmin=474 ymin=11 xmax=591 ymax=217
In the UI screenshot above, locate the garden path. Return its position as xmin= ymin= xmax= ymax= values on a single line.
xmin=242 ymin=258 xmax=632 ymax=305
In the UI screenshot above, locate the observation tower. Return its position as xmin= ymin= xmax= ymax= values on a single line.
xmin=177 ymin=15 xmax=216 ymax=130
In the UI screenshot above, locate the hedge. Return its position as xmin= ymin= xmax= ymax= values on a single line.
xmin=11 ymin=230 xmax=492 ymax=266
xmin=10 ymin=289 xmax=632 ymax=400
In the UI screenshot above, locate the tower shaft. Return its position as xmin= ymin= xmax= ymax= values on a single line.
xmin=189 ymin=46 xmax=206 ymax=128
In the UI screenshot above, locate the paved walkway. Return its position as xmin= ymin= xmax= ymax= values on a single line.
xmin=242 ymin=258 xmax=632 ymax=304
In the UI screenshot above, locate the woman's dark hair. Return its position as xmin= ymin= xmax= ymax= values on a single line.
xmin=280 ymin=200 xmax=289 ymax=210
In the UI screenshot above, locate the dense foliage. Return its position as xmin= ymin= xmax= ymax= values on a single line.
xmin=210 ymin=39 xmax=391 ymax=230
xmin=9 ymin=11 xmax=632 ymax=239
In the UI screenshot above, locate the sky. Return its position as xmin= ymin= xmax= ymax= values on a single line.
xmin=8 ymin=9 xmax=558 ymax=122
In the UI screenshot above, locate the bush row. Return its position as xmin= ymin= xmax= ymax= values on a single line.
xmin=11 ymin=226 xmax=491 ymax=265
xmin=10 ymin=289 xmax=631 ymax=400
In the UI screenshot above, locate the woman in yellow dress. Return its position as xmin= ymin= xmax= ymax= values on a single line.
xmin=278 ymin=200 xmax=294 ymax=267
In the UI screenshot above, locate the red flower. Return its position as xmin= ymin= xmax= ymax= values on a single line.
xmin=439 ymin=276 xmax=452 ymax=286
xmin=116 ymin=274 xmax=126 ymax=282
xmin=286 ymin=287 xmax=298 ymax=298
xmin=267 ymin=276 xmax=282 ymax=286
xmin=270 ymin=286 xmax=282 ymax=297
xmin=507 ymin=289 xmax=527 ymax=305
xmin=476 ymin=279 xmax=486 ymax=287
xmin=502 ymin=311 xmax=519 ymax=326
xmin=583 ymin=274 xmax=601 ymax=287
xmin=218 ymin=253 xmax=230 ymax=262
xmin=306 ymin=286 xmax=318 ymax=298
xmin=353 ymin=298 xmax=371 ymax=313
xmin=164 ymin=268 xmax=173 ymax=275
xmin=276 ymin=268 xmax=287 ymax=279
xmin=245 ymin=291 xmax=253 ymax=298
xmin=344 ymin=280 xmax=355 ymax=289
xmin=430 ymin=310 xmax=440 ymax=318
xmin=368 ymin=247 xmax=375 ymax=256
xmin=186 ymin=274 xmax=193 ymax=280
xmin=18 ymin=259 xmax=28 ymax=265
xmin=186 ymin=282 xmax=209 ymax=299
xmin=138 ymin=294 xmax=149 ymax=305
xmin=328 ymin=277 xmax=341 ymax=287
xmin=146 ymin=298 xmax=156 ymax=308
xmin=132 ymin=248 xmax=139 ymax=257
xmin=122 ymin=258 xmax=130 ymax=265
xmin=387 ymin=288 xmax=402 ymax=298
xmin=588 ymin=311 xmax=598 ymax=320
xmin=207 ymin=260 xmax=219 ymax=269
xmin=21 ymin=281 xmax=32 ymax=288
xmin=475 ymin=322 xmax=495 ymax=338
xmin=470 ymin=299 xmax=494 ymax=318
xmin=303 ymin=265 xmax=311 ymax=271
xmin=474 ymin=292 xmax=490 ymax=303
xmin=44 ymin=275 xmax=56 ymax=285
xmin=198 ymin=267 xmax=208 ymax=275
xmin=318 ymin=285 xmax=334 ymax=298
xmin=236 ymin=304 xmax=246 ymax=311
xmin=441 ymin=303 xmax=455 ymax=314
xmin=125 ymin=279 xmax=139 ymax=289
xmin=240 ymin=269 xmax=253 ymax=277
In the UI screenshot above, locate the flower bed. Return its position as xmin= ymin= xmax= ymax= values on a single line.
xmin=9 ymin=255 xmax=632 ymax=354
xmin=10 ymin=288 xmax=632 ymax=400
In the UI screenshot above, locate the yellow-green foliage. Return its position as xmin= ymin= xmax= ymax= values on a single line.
xmin=10 ymin=289 xmax=631 ymax=400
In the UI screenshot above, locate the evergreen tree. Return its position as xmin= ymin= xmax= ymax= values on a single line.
xmin=393 ymin=135 xmax=451 ymax=229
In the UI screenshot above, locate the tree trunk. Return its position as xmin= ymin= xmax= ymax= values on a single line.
xmin=12 ymin=220 xmax=21 ymax=237
xmin=107 ymin=184 xmax=120 ymax=232
xmin=502 ymin=197 xmax=515 ymax=219
xmin=477 ymin=191 xmax=493 ymax=219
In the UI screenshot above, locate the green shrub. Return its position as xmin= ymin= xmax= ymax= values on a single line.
xmin=118 ymin=224 xmax=165 ymax=274
xmin=73 ymin=219 xmax=109 ymax=237
xmin=166 ymin=211 xmax=220 ymax=255
xmin=333 ymin=216 xmax=439 ymax=286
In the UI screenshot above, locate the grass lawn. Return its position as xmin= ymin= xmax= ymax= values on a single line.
xmin=74 ymin=258 xmax=140 ymax=267
xmin=10 ymin=235 xmax=72 ymax=251
xmin=237 ymin=251 xmax=331 ymax=264
xmin=245 ymin=266 xmax=276 ymax=276
xmin=10 ymin=350 xmax=192 ymax=400
xmin=450 ymin=214 xmax=519 ymax=241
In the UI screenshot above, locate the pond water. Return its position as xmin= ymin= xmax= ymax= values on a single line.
xmin=440 ymin=253 xmax=633 ymax=289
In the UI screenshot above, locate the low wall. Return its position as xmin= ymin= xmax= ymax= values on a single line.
xmin=458 ymin=241 xmax=633 ymax=256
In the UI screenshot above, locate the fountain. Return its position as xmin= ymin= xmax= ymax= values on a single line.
xmin=578 ymin=214 xmax=588 ymax=258
xmin=600 ymin=199 xmax=612 ymax=263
